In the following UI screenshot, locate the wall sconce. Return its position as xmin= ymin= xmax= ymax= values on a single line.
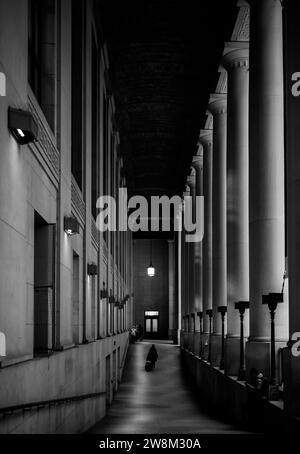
xmin=109 ymin=290 xmax=115 ymax=304
xmin=8 ymin=107 xmax=38 ymax=144
xmin=101 ymin=289 xmax=108 ymax=298
xmin=87 ymin=263 xmax=98 ymax=276
xmin=100 ymin=283 xmax=108 ymax=298
xmin=64 ymin=216 xmax=79 ymax=235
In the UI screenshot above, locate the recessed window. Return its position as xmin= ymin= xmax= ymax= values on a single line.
xmin=71 ymin=0 xmax=84 ymax=189
xmin=28 ymin=0 xmax=56 ymax=131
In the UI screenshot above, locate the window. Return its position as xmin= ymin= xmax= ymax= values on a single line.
xmin=34 ymin=212 xmax=55 ymax=354
xmin=72 ymin=253 xmax=80 ymax=345
xmin=110 ymin=133 xmax=115 ymax=258
xmin=28 ymin=0 xmax=56 ymax=131
xmin=103 ymin=95 xmax=108 ymax=243
xmin=71 ymin=0 xmax=84 ymax=189
xmin=91 ymin=30 xmax=99 ymax=220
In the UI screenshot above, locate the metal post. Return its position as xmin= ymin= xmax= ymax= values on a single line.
xmin=218 ymin=306 xmax=227 ymax=370
xmin=197 ymin=311 xmax=203 ymax=357
xmin=262 ymin=292 xmax=284 ymax=400
xmin=235 ymin=301 xmax=249 ymax=381
xmin=206 ymin=309 xmax=213 ymax=363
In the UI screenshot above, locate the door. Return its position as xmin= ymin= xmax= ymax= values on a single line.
xmin=144 ymin=311 xmax=159 ymax=338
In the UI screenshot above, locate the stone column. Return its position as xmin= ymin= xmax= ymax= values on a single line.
xmin=222 ymin=44 xmax=250 ymax=376
xmin=199 ymin=129 xmax=213 ymax=361
xmin=168 ymin=239 xmax=175 ymax=341
xmin=208 ymin=95 xmax=227 ymax=366
xmin=182 ymin=188 xmax=190 ymax=348
xmin=186 ymin=174 xmax=196 ymax=318
xmin=191 ymin=154 xmax=203 ymax=353
xmin=191 ymin=154 xmax=204 ymax=316
xmin=177 ymin=201 xmax=183 ymax=345
xmin=280 ymin=0 xmax=300 ymax=415
xmin=186 ymin=175 xmax=196 ymax=351
xmin=246 ymin=0 xmax=288 ymax=377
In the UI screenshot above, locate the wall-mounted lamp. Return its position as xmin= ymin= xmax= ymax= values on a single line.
xmin=87 ymin=263 xmax=98 ymax=276
xmin=109 ymin=290 xmax=115 ymax=304
xmin=147 ymin=239 xmax=155 ymax=277
xmin=8 ymin=107 xmax=38 ymax=144
xmin=100 ymin=287 xmax=108 ymax=298
xmin=64 ymin=216 xmax=79 ymax=236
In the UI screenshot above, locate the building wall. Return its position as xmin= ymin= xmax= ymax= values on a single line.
xmin=0 ymin=0 xmax=133 ymax=433
xmin=133 ymin=239 xmax=169 ymax=339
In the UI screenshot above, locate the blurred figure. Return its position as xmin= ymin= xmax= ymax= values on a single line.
xmin=146 ymin=344 xmax=158 ymax=369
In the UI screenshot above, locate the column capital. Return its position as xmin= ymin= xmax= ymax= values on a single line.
xmin=222 ymin=43 xmax=249 ymax=71
xmin=186 ymin=174 xmax=195 ymax=189
xmin=199 ymin=129 xmax=213 ymax=148
xmin=208 ymin=94 xmax=227 ymax=116
xmin=191 ymin=155 xmax=203 ymax=171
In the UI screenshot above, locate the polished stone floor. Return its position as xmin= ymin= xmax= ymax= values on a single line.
xmin=88 ymin=340 xmax=249 ymax=434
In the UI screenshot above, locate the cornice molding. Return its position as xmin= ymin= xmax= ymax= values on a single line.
xmin=231 ymin=5 xmax=250 ymax=42
xmin=215 ymin=71 xmax=227 ymax=94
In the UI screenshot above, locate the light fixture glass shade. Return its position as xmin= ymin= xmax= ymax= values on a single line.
xmin=8 ymin=107 xmax=38 ymax=144
xmin=64 ymin=216 xmax=80 ymax=235
xmin=147 ymin=264 xmax=155 ymax=277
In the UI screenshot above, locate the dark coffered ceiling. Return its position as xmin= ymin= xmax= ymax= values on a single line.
xmin=98 ymin=0 xmax=238 ymax=198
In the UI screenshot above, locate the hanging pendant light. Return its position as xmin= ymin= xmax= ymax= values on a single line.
xmin=147 ymin=239 xmax=155 ymax=277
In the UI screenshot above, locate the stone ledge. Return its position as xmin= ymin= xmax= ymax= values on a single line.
xmin=181 ymin=347 xmax=300 ymax=433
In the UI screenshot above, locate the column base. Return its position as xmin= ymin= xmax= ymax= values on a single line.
xmin=178 ymin=329 xmax=182 ymax=346
xmin=168 ymin=328 xmax=177 ymax=344
xmin=188 ymin=332 xmax=194 ymax=351
xmin=283 ymin=346 xmax=300 ymax=416
xmin=193 ymin=331 xmax=200 ymax=355
xmin=245 ymin=339 xmax=286 ymax=380
xmin=210 ymin=334 xmax=222 ymax=367
xmin=224 ymin=336 xmax=240 ymax=376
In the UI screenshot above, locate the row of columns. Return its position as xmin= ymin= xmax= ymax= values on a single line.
xmin=180 ymin=0 xmax=292 ymax=407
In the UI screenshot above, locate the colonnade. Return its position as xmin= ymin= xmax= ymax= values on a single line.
xmin=179 ymin=0 xmax=300 ymax=416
